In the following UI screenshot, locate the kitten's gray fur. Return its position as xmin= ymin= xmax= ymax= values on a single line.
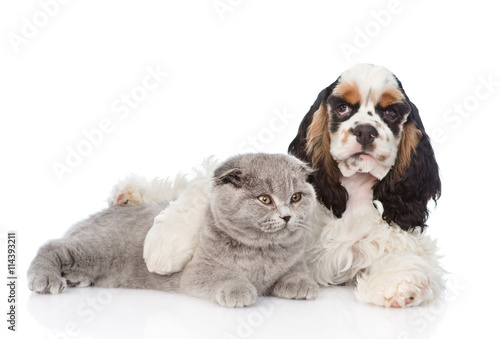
xmin=28 ymin=153 xmax=319 ymax=307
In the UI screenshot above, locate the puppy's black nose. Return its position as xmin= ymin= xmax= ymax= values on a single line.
xmin=352 ymin=125 xmax=378 ymax=146
xmin=281 ymin=216 xmax=291 ymax=223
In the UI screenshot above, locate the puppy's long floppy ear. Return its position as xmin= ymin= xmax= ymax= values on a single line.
xmin=373 ymin=81 xmax=441 ymax=231
xmin=288 ymin=81 xmax=348 ymax=218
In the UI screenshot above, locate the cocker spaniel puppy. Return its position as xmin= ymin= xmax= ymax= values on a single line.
xmin=288 ymin=63 xmax=444 ymax=307
xmin=110 ymin=64 xmax=445 ymax=308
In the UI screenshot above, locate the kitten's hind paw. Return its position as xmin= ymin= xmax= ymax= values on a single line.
xmin=28 ymin=269 xmax=67 ymax=294
xmin=215 ymin=281 xmax=257 ymax=308
xmin=272 ymin=275 xmax=319 ymax=300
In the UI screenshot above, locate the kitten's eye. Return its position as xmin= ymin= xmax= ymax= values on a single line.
xmin=258 ymin=195 xmax=272 ymax=205
xmin=336 ymin=104 xmax=351 ymax=116
xmin=291 ymin=193 xmax=302 ymax=203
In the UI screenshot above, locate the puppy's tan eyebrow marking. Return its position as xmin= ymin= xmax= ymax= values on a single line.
xmin=333 ymin=82 xmax=361 ymax=106
xmin=377 ymin=88 xmax=404 ymax=107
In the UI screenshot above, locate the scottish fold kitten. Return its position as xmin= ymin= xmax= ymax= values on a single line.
xmin=28 ymin=153 xmax=319 ymax=307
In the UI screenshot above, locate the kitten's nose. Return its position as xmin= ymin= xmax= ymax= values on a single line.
xmin=280 ymin=216 xmax=291 ymax=223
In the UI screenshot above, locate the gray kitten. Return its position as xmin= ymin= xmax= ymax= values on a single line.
xmin=28 ymin=153 xmax=319 ymax=307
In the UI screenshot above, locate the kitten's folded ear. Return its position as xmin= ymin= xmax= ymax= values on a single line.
xmin=214 ymin=161 xmax=243 ymax=187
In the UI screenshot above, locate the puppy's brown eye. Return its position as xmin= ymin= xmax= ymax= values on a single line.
xmin=336 ymin=104 xmax=351 ymax=116
xmin=291 ymin=193 xmax=302 ymax=203
xmin=384 ymin=108 xmax=399 ymax=121
xmin=258 ymin=195 xmax=272 ymax=205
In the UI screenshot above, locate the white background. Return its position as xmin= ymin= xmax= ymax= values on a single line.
xmin=1 ymin=1 xmax=499 ymax=338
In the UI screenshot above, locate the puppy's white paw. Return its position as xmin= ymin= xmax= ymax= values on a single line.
xmin=381 ymin=278 xmax=432 ymax=308
xmin=108 ymin=175 xmax=147 ymax=206
xmin=111 ymin=186 xmax=144 ymax=206
xmin=356 ymin=270 xmax=434 ymax=308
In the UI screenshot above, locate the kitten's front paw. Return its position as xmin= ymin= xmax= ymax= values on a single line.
xmin=63 ymin=272 xmax=92 ymax=288
xmin=28 ymin=269 xmax=67 ymax=294
xmin=272 ymin=275 xmax=319 ymax=300
xmin=215 ymin=281 xmax=257 ymax=308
